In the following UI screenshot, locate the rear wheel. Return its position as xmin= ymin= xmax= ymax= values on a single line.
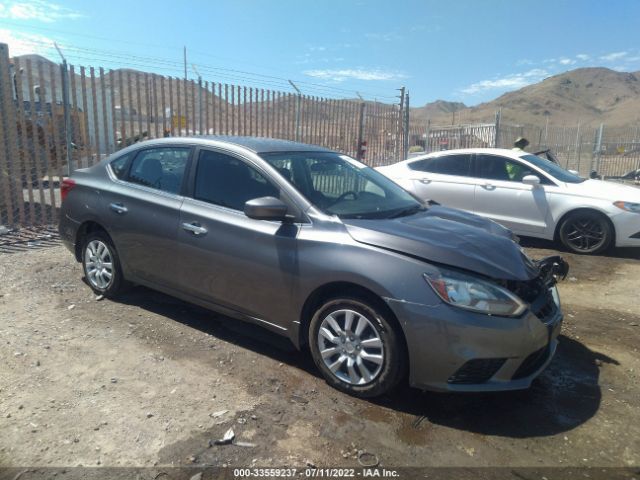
xmin=308 ymin=297 xmax=405 ymax=398
xmin=81 ymin=231 xmax=125 ymax=297
xmin=558 ymin=211 xmax=613 ymax=254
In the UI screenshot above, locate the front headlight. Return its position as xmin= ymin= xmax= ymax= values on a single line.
xmin=614 ymin=201 xmax=640 ymax=213
xmin=423 ymin=266 xmax=527 ymax=317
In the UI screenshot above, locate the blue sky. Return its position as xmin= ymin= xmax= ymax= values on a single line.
xmin=1 ymin=0 xmax=640 ymax=106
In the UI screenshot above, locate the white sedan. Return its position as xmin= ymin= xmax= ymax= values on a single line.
xmin=376 ymin=148 xmax=640 ymax=254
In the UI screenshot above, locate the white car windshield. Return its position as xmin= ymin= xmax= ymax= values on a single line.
xmin=261 ymin=151 xmax=423 ymax=219
xmin=520 ymin=154 xmax=585 ymax=184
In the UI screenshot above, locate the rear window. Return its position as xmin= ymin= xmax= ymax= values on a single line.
xmin=409 ymin=154 xmax=471 ymax=176
xmin=128 ymin=147 xmax=190 ymax=194
xmin=110 ymin=153 xmax=132 ymax=180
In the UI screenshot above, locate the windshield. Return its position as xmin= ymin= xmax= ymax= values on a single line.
xmin=520 ymin=154 xmax=585 ymax=184
xmin=260 ymin=151 xmax=422 ymax=219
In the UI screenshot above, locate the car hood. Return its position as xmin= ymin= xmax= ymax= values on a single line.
xmin=566 ymin=179 xmax=640 ymax=201
xmin=343 ymin=206 xmax=540 ymax=281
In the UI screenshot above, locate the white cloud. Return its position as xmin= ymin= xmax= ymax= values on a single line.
xmin=303 ymin=68 xmax=407 ymax=82
xmin=0 ymin=28 xmax=55 ymax=56
xmin=460 ymin=68 xmax=549 ymax=95
xmin=558 ymin=58 xmax=576 ymax=65
xmin=600 ymin=51 xmax=628 ymax=62
xmin=576 ymin=53 xmax=590 ymax=61
xmin=0 ymin=0 xmax=83 ymax=22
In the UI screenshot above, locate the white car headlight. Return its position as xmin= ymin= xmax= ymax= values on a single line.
xmin=424 ymin=267 xmax=527 ymax=317
xmin=614 ymin=201 xmax=640 ymax=213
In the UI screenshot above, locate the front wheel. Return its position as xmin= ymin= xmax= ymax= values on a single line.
xmin=81 ymin=231 xmax=125 ymax=297
xmin=308 ymin=297 xmax=406 ymax=398
xmin=558 ymin=211 xmax=613 ymax=254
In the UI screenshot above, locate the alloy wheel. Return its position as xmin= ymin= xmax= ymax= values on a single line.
xmin=84 ymin=240 xmax=114 ymax=290
xmin=316 ymin=309 xmax=384 ymax=385
xmin=564 ymin=217 xmax=606 ymax=252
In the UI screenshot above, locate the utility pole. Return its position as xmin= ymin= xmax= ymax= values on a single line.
xmin=288 ymin=80 xmax=302 ymax=142
xmin=54 ymin=42 xmax=73 ymax=175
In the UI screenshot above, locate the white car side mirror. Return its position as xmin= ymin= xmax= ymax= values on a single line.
xmin=522 ymin=175 xmax=541 ymax=186
xmin=568 ymin=169 xmax=580 ymax=175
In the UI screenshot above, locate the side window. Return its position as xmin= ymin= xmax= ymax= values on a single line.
xmin=432 ymin=154 xmax=472 ymax=176
xmin=408 ymin=159 xmax=434 ymax=172
xmin=110 ymin=153 xmax=132 ymax=180
xmin=194 ymin=150 xmax=279 ymax=211
xmin=128 ymin=147 xmax=190 ymax=194
xmin=476 ymin=155 xmax=551 ymax=184
xmin=408 ymin=155 xmax=471 ymax=176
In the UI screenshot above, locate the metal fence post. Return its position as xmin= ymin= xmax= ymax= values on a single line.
xmin=60 ymin=60 xmax=73 ymax=175
xmin=572 ymin=123 xmax=581 ymax=171
xmin=593 ymin=123 xmax=604 ymax=173
xmin=494 ymin=109 xmax=501 ymax=148
xmin=288 ymin=80 xmax=302 ymax=142
xmin=403 ymin=91 xmax=410 ymax=161
xmin=197 ymin=75 xmax=203 ymax=134
xmin=424 ymin=119 xmax=431 ymax=153
xmin=0 ymin=42 xmax=20 ymax=227
xmin=396 ymin=87 xmax=405 ymax=159
xmin=295 ymin=94 xmax=301 ymax=141
xmin=356 ymin=101 xmax=366 ymax=160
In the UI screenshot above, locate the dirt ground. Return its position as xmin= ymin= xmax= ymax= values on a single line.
xmin=0 ymin=238 xmax=639 ymax=471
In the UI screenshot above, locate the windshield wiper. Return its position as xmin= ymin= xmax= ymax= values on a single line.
xmin=386 ymin=205 xmax=424 ymax=219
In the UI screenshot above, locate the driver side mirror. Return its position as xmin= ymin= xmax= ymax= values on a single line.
xmin=522 ymin=174 xmax=541 ymax=186
xmin=244 ymin=196 xmax=288 ymax=221
xmin=568 ymin=169 xmax=579 ymax=176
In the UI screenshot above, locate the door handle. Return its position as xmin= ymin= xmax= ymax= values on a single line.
xmin=418 ymin=178 xmax=431 ymax=184
xmin=109 ymin=203 xmax=128 ymax=214
xmin=482 ymin=183 xmax=496 ymax=190
xmin=182 ymin=222 xmax=208 ymax=236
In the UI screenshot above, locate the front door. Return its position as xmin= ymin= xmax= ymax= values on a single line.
xmin=472 ymin=154 xmax=550 ymax=234
xmin=177 ymin=148 xmax=299 ymax=330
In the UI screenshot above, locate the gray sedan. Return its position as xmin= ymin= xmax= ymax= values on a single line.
xmin=59 ymin=137 xmax=567 ymax=398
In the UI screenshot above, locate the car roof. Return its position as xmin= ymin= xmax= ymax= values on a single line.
xmin=405 ymin=148 xmax=530 ymax=163
xmin=121 ymin=136 xmax=334 ymax=154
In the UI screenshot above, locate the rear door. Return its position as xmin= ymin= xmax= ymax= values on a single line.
xmin=407 ymin=153 xmax=475 ymax=210
xmin=472 ymin=153 xmax=551 ymax=234
xmin=103 ymin=146 xmax=192 ymax=288
xmin=177 ymin=148 xmax=300 ymax=329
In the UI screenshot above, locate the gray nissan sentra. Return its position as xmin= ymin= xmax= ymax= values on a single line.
xmin=59 ymin=136 xmax=568 ymax=398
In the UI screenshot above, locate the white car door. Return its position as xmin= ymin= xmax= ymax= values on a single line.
xmin=472 ymin=153 xmax=552 ymax=235
xmin=406 ymin=153 xmax=475 ymax=211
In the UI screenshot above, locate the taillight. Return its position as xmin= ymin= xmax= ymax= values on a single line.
xmin=60 ymin=178 xmax=76 ymax=202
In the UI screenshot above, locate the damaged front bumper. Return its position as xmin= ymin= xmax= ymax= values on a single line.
xmin=386 ymin=256 xmax=569 ymax=393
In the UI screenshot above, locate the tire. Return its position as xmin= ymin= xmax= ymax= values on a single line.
xmin=308 ymin=296 xmax=406 ymax=398
xmin=81 ymin=230 xmax=125 ymax=297
xmin=558 ymin=211 xmax=613 ymax=254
